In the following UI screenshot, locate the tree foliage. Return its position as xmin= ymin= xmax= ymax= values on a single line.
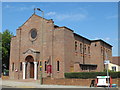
xmin=1 ymin=30 xmax=13 ymax=72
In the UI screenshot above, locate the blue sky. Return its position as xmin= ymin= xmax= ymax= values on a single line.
xmin=2 ymin=2 xmax=118 ymax=56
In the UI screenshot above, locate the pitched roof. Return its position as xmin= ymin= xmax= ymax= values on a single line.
xmin=19 ymin=14 xmax=54 ymax=28
xmin=18 ymin=14 xmax=112 ymax=48
xmin=91 ymin=39 xmax=112 ymax=47
xmin=74 ymin=33 xmax=91 ymax=42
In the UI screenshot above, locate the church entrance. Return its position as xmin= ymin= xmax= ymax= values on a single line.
xmin=30 ymin=62 xmax=34 ymax=78
xmin=25 ymin=55 xmax=34 ymax=79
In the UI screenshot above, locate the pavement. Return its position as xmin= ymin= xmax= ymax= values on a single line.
xmin=0 ymin=78 xmax=120 ymax=90
xmin=1 ymin=78 xmax=89 ymax=88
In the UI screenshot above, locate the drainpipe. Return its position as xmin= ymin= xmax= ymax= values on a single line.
xmin=18 ymin=27 xmax=22 ymax=79
xmin=83 ymin=39 xmax=85 ymax=64
xmin=103 ymin=42 xmax=105 ymax=71
xmin=51 ymin=22 xmax=54 ymax=78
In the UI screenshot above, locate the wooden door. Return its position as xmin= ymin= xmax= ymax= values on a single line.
xmin=30 ymin=62 xmax=34 ymax=78
xmin=70 ymin=66 xmax=74 ymax=72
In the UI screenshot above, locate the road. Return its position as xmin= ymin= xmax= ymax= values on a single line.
xmin=1 ymin=86 xmax=119 ymax=90
xmin=1 ymin=85 xmax=14 ymax=88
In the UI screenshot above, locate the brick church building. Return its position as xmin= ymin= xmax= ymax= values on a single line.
xmin=9 ymin=13 xmax=112 ymax=80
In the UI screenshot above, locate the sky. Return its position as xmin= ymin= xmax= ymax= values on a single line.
xmin=2 ymin=2 xmax=118 ymax=56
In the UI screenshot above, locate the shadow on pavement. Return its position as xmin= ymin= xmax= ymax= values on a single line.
xmin=1 ymin=88 xmax=119 ymax=90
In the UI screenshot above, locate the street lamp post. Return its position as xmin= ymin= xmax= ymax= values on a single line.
xmin=40 ymin=9 xmax=44 ymax=85
xmin=107 ymin=63 xmax=109 ymax=88
xmin=104 ymin=60 xmax=110 ymax=88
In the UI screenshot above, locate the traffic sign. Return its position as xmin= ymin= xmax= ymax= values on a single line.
xmin=40 ymin=66 xmax=42 ymax=68
xmin=104 ymin=60 xmax=110 ymax=64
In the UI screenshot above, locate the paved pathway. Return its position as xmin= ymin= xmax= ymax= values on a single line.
xmin=1 ymin=79 xmax=89 ymax=88
xmin=1 ymin=79 xmax=120 ymax=90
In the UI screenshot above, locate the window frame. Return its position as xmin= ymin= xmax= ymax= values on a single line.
xmin=112 ymin=66 xmax=116 ymax=71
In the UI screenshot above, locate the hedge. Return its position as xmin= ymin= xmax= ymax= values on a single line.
xmin=64 ymin=72 xmax=120 ymax=79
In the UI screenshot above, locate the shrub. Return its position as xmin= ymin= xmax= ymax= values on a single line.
xmin=3 ymin=70 xmax=9 ymax=76
xmin=64 ymin=72 xmax=120 ymax=79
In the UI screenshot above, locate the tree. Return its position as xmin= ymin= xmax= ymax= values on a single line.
xmin=1 ymin=30 xmax=13 ymax=72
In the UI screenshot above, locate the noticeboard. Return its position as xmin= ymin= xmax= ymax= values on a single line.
xmin=47 ymin=65 xmax=52 ymax=74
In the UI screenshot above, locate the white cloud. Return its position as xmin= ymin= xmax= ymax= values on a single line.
xmin=45 ymin=8 xmax=88 ymax=22
xmin=46 ymin=12 xmax=56 ymax=16
xmin=4 ymin=4 xmax=36 ymax=11
xmin=46 ymin=12 xmax=87 ymax=21
xmin=94 ymin=37 xmax=110 ymax=41
xmin=56 ymin=13 xmax=86 ymax=21
xmin=106 ymin=15 xmax=118 ymax=19
xmin=104 ymin=37 xmax=110 ymax=41
xmin=19 ymin=7 xmax=30 ymax=11
xmin=18 ymin=5 xmax=36 ymax=11
xmin=4 ymin=5 xmax=14 ymax=8
xmin=94 ymin=37 xmax=100 ymax=40
xmin=19 ymin=5 xmax=36 ymax=11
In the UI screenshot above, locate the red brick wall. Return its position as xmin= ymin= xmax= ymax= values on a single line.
xmin=9 ymin=14 xmax=113 ymax=80
xmin=43 ymin=78 xmax=120 ymax=87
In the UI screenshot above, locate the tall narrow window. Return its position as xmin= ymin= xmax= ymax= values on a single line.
xmin=101 ymin=47 xmax=103 ymax=54
xmin=88 ymin=46 xmax=90 ymax=54
xmin=12 ymin=63 xmax=14 ymax=71
xmin=57 ymin=61 xmax=60 ymax=71
xmin=80 ymin=43 xmax=82 ymax=53
xmin=20 ymin=62 xmax=22 ymax=71
xmin=95 ymin=43 xmax=97 ymax=46
xmin=75 ymin=41 xmax=77 ymax=51
xmin=45 ymin=61 xmax=47 ymax=71
xmin=112 ymin=66 xmax=116 ymax=71
xmin=106 ymin=50 xmax=108 ymax=54
xmin=84 ymin=45 xmax=86 ymax=53
xmin=108 ymin=50 xmax=109 ymax=57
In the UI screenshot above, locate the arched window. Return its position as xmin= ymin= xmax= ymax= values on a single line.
xmin=12 ymin=63 xmax=14 ymax=71
xmin=84 ymin=45 xmax=86 ymax=53
xmin=75 ymin=41 xmax=77 ymax=51
xmin=57 ymin=61 xmax=60 ymax=71
xmin=88 ymin=46 xmax=90 ymax=54
xmin=45 ymin=61 xmax=47 ymax=71
xmin=101 ymin=47 xmax=103 ymax=53
xmin=20 ymin=62 xmax=22 ymax=71
xmin=80 ymin=43 xmax=82 ymax=53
